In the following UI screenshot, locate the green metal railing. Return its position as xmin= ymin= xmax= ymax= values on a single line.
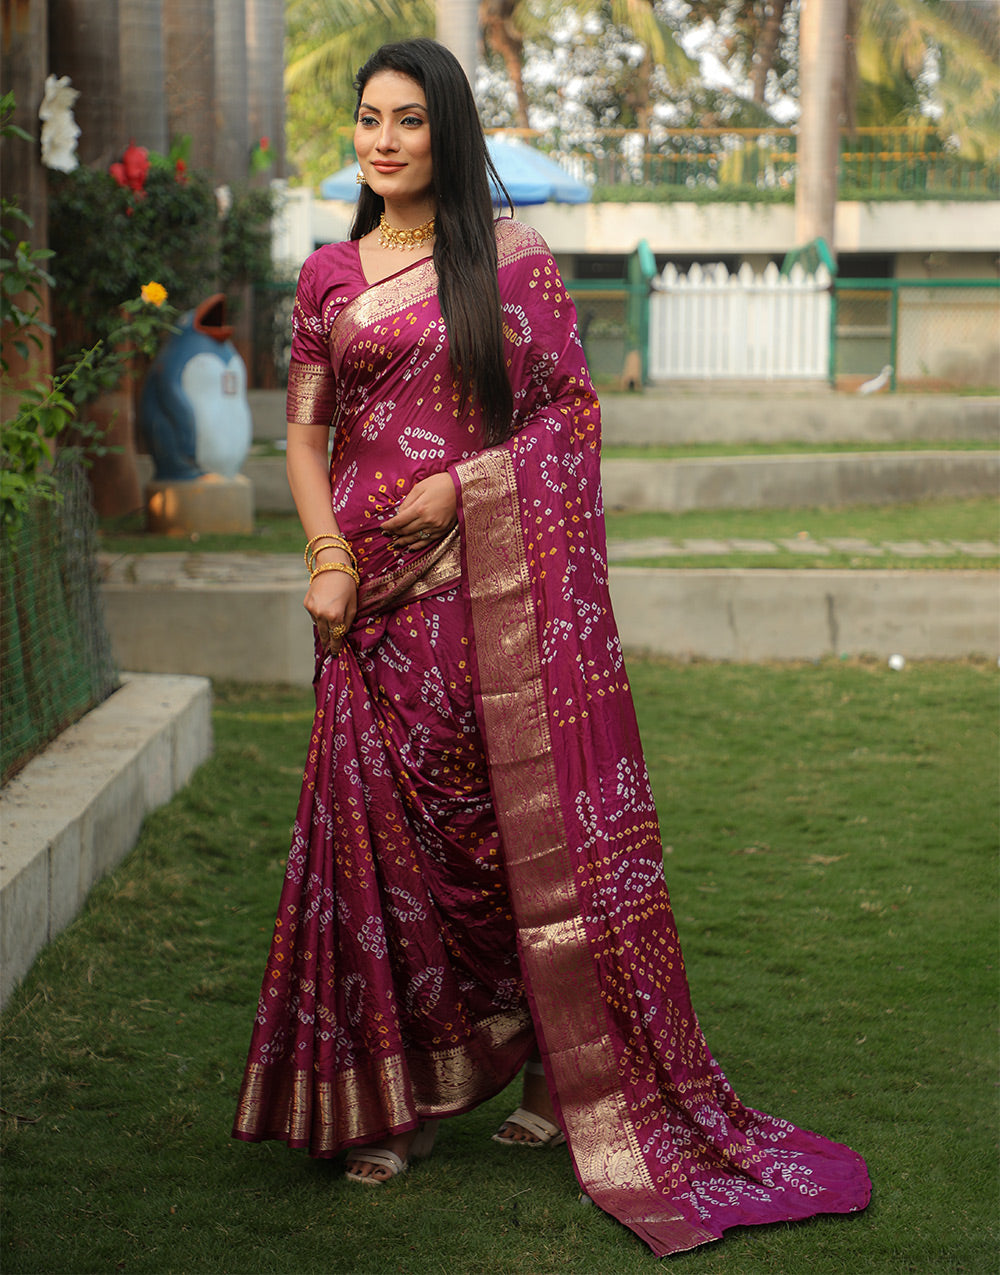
xmin=487 ymin=126 xmax=1000 ymax=198
xmin=831 ymin=278 xmax=1000 ymax=390
xmin=567 ymin=240 xmax=657 ymax=385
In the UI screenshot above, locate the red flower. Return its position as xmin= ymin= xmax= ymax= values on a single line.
xmin=110 ymin=141 xmax=150 ymax=197
xmin=174 ymin=158 xmax=189 ymax=185
xmin=259 ymin=136 xmax=270 ymax=150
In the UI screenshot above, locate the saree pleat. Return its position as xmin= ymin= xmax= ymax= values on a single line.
xmin=234 ymin=220 xmax=870 ymax=1254
xmin=233 ymin=572 xmax=536 ymax=1151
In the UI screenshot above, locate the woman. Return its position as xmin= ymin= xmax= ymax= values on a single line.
xmin=233 ymin=38 xmax=870 ymax=1257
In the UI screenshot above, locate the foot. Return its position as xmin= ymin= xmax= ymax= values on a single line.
xmin=345 ymin=1130 xmax=414 ymax=1184
xmin=495 ymin=1065 xmax=560 ymax=1145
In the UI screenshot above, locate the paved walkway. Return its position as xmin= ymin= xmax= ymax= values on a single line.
xmin=605 ymin=536 xmax=999 ymax=560
xmin=98 ymin=537 xmax=1000 ymax=587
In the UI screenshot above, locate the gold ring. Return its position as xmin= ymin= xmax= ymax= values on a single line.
xmin=329 ymin=623 xmax=347 ymax=638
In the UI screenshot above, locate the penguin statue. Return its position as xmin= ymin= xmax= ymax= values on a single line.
xmin=140 ymin=294 xmax=252 ymax=480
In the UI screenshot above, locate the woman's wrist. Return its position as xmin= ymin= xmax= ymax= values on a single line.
xmin=310 ymin=543 xmax=355 ymax=567
xmin=303 ymin=532 xmax=359 ymax=579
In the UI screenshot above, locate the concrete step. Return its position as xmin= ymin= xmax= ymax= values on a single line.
xmin=601 ymin=389 xmax=1000 ymax=447
xmin=97 ymin=555 xmax=999 ymax=686
xmin=246 ymin=387 xmax=1000 ymax=447
xmin=135 ymin=449 xmax=1000 ymax=516
xmin=0 ymin=674 xmax=213 ymax=1009
xmin=600 ymin=451 xmax=999 ymax=513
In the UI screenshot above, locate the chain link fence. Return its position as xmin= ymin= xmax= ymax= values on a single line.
xmin=1 ymin=456 xmax=119 ymax=785
xmin=833 ymin=280 xmax=1000 ymax=391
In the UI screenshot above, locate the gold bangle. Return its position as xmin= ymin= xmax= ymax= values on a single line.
xmin=305 ymin=531 xmax=345 ymax=555
xmin=304 ymin=533 xmax=355 ymax=570
xmin=306 ymin=542 xmax=357 ymax=576
xmin=309 ymin=560 xmax=360 ymax=586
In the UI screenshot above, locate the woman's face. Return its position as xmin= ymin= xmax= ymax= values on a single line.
xmin=354 ymin=70 xmax=433 ymax=212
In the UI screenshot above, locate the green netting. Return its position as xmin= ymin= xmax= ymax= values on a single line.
xmin=1 ymin=456 xmax=119 ymax=785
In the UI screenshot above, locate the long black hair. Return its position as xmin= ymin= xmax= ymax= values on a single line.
xmin=350 ymin=38 xmax=515 ymax=447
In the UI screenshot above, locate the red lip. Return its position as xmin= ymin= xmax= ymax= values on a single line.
xmin=372 ymin=162 xmax=405 ymax=173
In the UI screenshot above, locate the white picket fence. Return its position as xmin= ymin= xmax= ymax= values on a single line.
xmin=648 ymin=260 xmax=831 ymax=380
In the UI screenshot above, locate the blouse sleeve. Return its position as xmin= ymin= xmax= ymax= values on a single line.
xmin=286 ymin=252 xmax=338 ymax=428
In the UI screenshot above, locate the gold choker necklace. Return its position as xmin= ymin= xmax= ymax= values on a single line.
xmin=378 ymin=214 xmax=435 ymax=250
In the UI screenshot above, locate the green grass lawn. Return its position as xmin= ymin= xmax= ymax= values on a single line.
xmin=600 ymin=440 xmax=999 ymax=459
xmin=604 ymin=499 xmax=999 ymax=570
xmin=98 ymin=499 xmax=999 ymax=571
xmin=2 ymin=661 xmax=997 ymax=1274
xmin=245 ymin=439 xmax=999 ymax=461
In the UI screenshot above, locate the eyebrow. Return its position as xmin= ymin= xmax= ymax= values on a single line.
xmin=359 ymin=101 xmax=427 ymax=115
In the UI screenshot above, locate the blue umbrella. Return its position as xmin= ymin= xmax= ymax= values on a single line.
xmin=319 ymin=166 xmax=362 ymax=200
xmin=487 ymin=137 xmax=591 ymax=205
xmin=319 ymin=137 xmax=590 ymax=206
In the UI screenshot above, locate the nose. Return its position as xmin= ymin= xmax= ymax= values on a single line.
xmin=375 ymin=122 xmax=398 ymax=153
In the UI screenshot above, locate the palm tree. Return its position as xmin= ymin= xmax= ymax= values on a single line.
xmin=750 ymin=0 xmax=791 ymax=105
xmin=284 ymin=0 xmax=433 ymax=105
xmin=853 ymin=0 xmax=1000 ymax=157
xmin=119 ymin=0 xmax=169 ymax=152
xmin=512 ymin=0 xmax=696 ymax=130
xmin=248 ymin=0 xmax=288 ymax=178
xmin=481 ymin=0 xmax=531 ymax=127
xmin=796 ymin=0 xmax=848 ymax=250
xmin=284 ymin=0 xmax=433 ymax=184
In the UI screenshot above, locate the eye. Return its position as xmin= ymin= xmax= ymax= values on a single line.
xmin=401 ymin=114 xmax=426 ymax=127
xmin=358 ymin=113 xmax=379 ymax=127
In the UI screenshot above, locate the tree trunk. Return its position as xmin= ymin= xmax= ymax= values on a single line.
xmin=119 ymin=0 xmax=168 ymax=152
xmin=479 ymin=0 xmax=530 ymax=128
xmin=627 ymin=51 xmax=654 ymax=131
xmin=163 ymin=0 xmax=217 ymax=175
xmin=751 ymin=0 xmax=789 ymax=105
xmin=80 ymin=379 xmax=143 ymax=520
xmin=48 ymin=0 xmax=123 ymax=168
xmin=796 ymin=0 xmax=847 ymax=252
xmin=1 ymin=0 xmax=51 ymax=384
xmin=247 ymin=0 xmax=286 ymax=179
xmin=438 ymin=0 xmax=479 ymax=87
xmin=213 ymin=0 xmax=250 ymax=185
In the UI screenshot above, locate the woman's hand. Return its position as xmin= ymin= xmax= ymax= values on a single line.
xmin=304 ymin=563 xmax=357 ymax=655
xmin=380 ymin=472 xmax=457 ymax=550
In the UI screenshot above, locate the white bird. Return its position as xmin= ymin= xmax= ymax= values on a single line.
xmin=858 ymin=364 xmax=893 ymax=395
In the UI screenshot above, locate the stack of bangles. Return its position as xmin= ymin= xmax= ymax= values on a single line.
xmin=304 ymin=533 xmax=360 ymax=586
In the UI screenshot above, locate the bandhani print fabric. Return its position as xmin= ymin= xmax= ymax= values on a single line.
xmin=233 ymin=218 xmax=871 ymax=1255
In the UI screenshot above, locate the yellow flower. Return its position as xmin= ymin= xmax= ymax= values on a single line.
xmin=141 ymin=281 xmax=168 ymax=307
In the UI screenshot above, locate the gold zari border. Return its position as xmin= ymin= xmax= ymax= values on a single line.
xmin=356 ymin=527 xmax=462 ymax=623
xmin=234 ymin=1007 xmax=532 ymax=1153
xmin=456 ymin=447 xmax=708 ymax=1247
xmin=286 ymin=360 xmax=337 ymax=427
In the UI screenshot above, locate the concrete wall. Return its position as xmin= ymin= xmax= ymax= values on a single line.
xmin=523 ymin=199 xmax=1000 ymax=258
xmin=304 ymin=195 xmax=1000 ymax=261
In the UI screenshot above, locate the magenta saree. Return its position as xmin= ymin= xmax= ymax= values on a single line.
xmin=233 ymin=220 xmax=870 ymax=1255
